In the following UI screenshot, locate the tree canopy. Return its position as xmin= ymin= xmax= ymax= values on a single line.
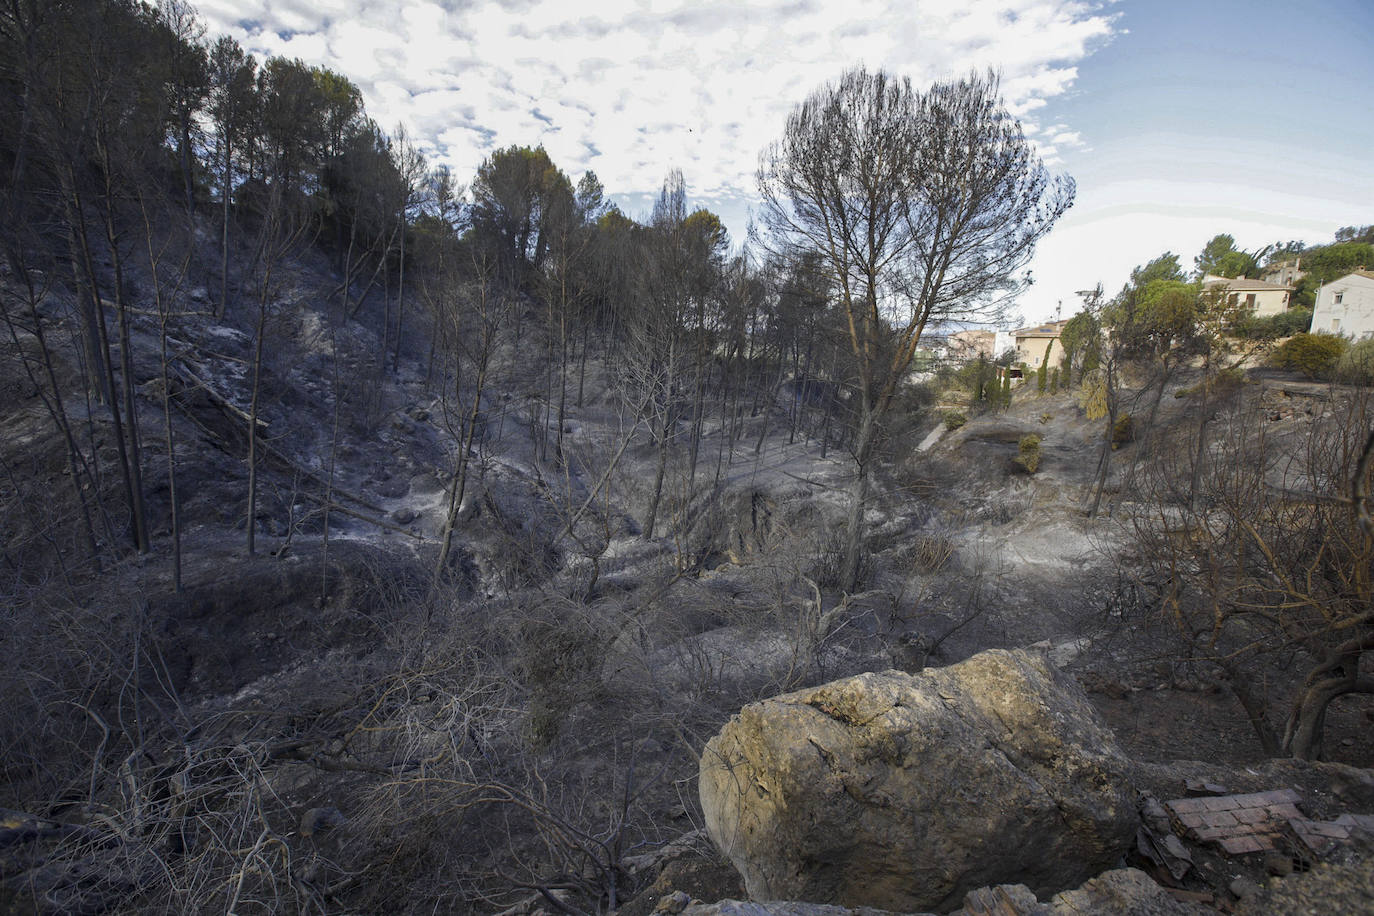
xmin=1194 ymin=233 xmax=1263 ymax=279
xmin=758 ymin=66 xmax=1073 ymax=588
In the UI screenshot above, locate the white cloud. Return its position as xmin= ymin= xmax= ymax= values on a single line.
xmin=196 ymin=0 xmax=1118 ymax=207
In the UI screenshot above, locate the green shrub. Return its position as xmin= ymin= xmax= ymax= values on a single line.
xmin=1336 ymin=338 xmax=1374 ymax=385
xmin=1270 ymin=332 xmax=1349 ymax=379
xmin=1234 ymin=307 xmax=1313 ymax=340
xmin=1015 ymin=433 xmax=1042 ymax=474
xmin=943 ymin=410 xmax=967 ymax=431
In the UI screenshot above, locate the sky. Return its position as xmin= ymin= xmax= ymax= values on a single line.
xmin=194 ymin=0 xmax=1374 ymax=326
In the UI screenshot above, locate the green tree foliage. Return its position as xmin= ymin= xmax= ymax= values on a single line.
xmin=1111 ymin=276 xmax=1201 ymax=363
xmin=1263 ymin=239 xmax=1306 ymax=267
xmin=1057 ymin=309 xmax=1098 ymax=387
xmin=1194 ymin=232 xmax=1263 ymax=279
xmin=470 ymin=145 xmax=575 ymax=287
xmin=1334 ymin=224 xmax=1374 ymax=245
xmin=1305 ymin=241 xmax=1374 ymax=282
xmin=257 ymin=57 xmax=329 ymax=191
xmin=1291 ymin=241 xmax=1374 ymax=307
xmin=1131 ymin=252 xmax=1187 ymax=286
xmin=1270 ymin=333 xmax=1349 ymax=379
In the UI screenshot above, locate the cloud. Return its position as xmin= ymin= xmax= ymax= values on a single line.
xmin=196 ymin=0 xmax=1119 ymax=214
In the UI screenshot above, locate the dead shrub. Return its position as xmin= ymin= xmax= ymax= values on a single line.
xmin=899 ymin=533 xmax=955 ymax=575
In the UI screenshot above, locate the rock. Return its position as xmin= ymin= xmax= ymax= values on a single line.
xmin=1324 ymin=761 xmax=1374 ymax=808
xmin=1183 ymin=779 xmax=1228 ymax=797
xmin=1078 ymin=670 xmax=1129 ymax=700
xmin=957 ymin=883 xmax=1046 ymax=914
xmin=1238 ymin=859 xmax=1374 ymax=915
xmin=393 ymin=507 xmax=418 ymax=525
xmin=680 ymin=870 xmax=1201 ymax=916
xmin=680 ymin=901 xmax=922 ymax=916
xmin=1229 ymin=877 xmax=1262 ymax=900
xmin=699 ymin=649 xmax=1139 ymax=913
xmin=1263 ymin=852 xmax=1294 ymax=877
xmin=655 ymin=890 xmax=694 ymax=914
xmin=298 ymin=806 xmax=346 ymax=838
xmin=1047 ymin=869 xmax=1206 ymax=914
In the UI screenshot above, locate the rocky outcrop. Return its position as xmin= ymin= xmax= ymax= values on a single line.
xmin=698 ymin=649 xmax=1138 ymax=912
xmin=674 ymin=869 xmax=1202 ymax=916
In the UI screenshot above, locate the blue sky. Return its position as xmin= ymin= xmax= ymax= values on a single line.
xmin=1026 ymin=0 xmax=1374 ymax=320
xmin=194 ymin=0 xmax=1374 ymax=324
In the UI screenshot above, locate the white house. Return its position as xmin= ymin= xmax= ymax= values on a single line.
xmin=1201 ymin=274 xmax=1293 ymax=318
xmin=1311 ymin=271 xmax=1374 ymax=340
xmin=1013 ymin=319 xmax=1072 ymax=369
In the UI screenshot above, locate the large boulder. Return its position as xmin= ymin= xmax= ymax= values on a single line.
xmin=698 ymin=649 xmax=1138 ymax=912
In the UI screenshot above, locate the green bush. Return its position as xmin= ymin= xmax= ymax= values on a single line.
xmin=943 ymin=410 xmax=967 ymax=431
xmin=1270 ymin=332 xmax=1349 ymax=379
xmin=1337 ymin=338 xmax=1374 ymax=385
xmin=1015 ymin=433 xmax=1042 ymax=474
xmin=1234 ymin=307 xmax=1313 ymax=340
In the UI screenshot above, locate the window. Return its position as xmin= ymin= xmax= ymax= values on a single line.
xmin=1335 ymin=292 xmax=1344 ymax=305
xmin=1332 ymin=318 xmax=1341 ymax=333
xmin=1245 ymin=293 xmax=1256 ymax=309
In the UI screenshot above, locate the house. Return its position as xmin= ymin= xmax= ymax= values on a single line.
xmin=1310 ymin=271 xmax=1374 ymax=340
xmin=1201 ymin=274 xmax=1293 ymax=317
xmin=947 ymin=328 xmax=997 ymax=361
xmin=1262 ymin=258 xmax=1305 ymax=288
xmin=1013 ymin=319 xmax=1072 ymax=369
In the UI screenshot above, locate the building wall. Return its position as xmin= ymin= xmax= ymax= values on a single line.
xmin=1203 ymin=277 xmax=1290 ymax=318
xmin=1311 ymin=274 xmax=1374 ymax=339
xmin=1245 ymin=288 xmax=1290 ymax=317
xmin=1016 ymin=335 xmax=1058 ymax=369
xmin=948 ymin=329 xmax=996 ymax=361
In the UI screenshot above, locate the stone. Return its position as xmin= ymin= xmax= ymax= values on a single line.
xmin=298 ymin=806 xmax=346 ymax=838
xmin=1237 ymin=859 xmax=1374 ymax=916
xmin=393 ymin=507 xmax=418 ymax=525
xmin=1228 ymin=877 xmax=1262 ymax=900
xmin=655 ymin=890 xmax=694 ymax=914
xmin=680 ymin=902 xmax=920 ymax=916
xmin=957 ymin=883 xmax=1047 ymax=915
xmin=1047 ymin=869 xmax=1207 ymax=915
xmin=699 ymin=649 xmax=1139 ymax=913
xmin=1263 ymin=852 xmax=1294 ymax=877
xmin=678 ymin=870 xmax=1204 ymax=916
